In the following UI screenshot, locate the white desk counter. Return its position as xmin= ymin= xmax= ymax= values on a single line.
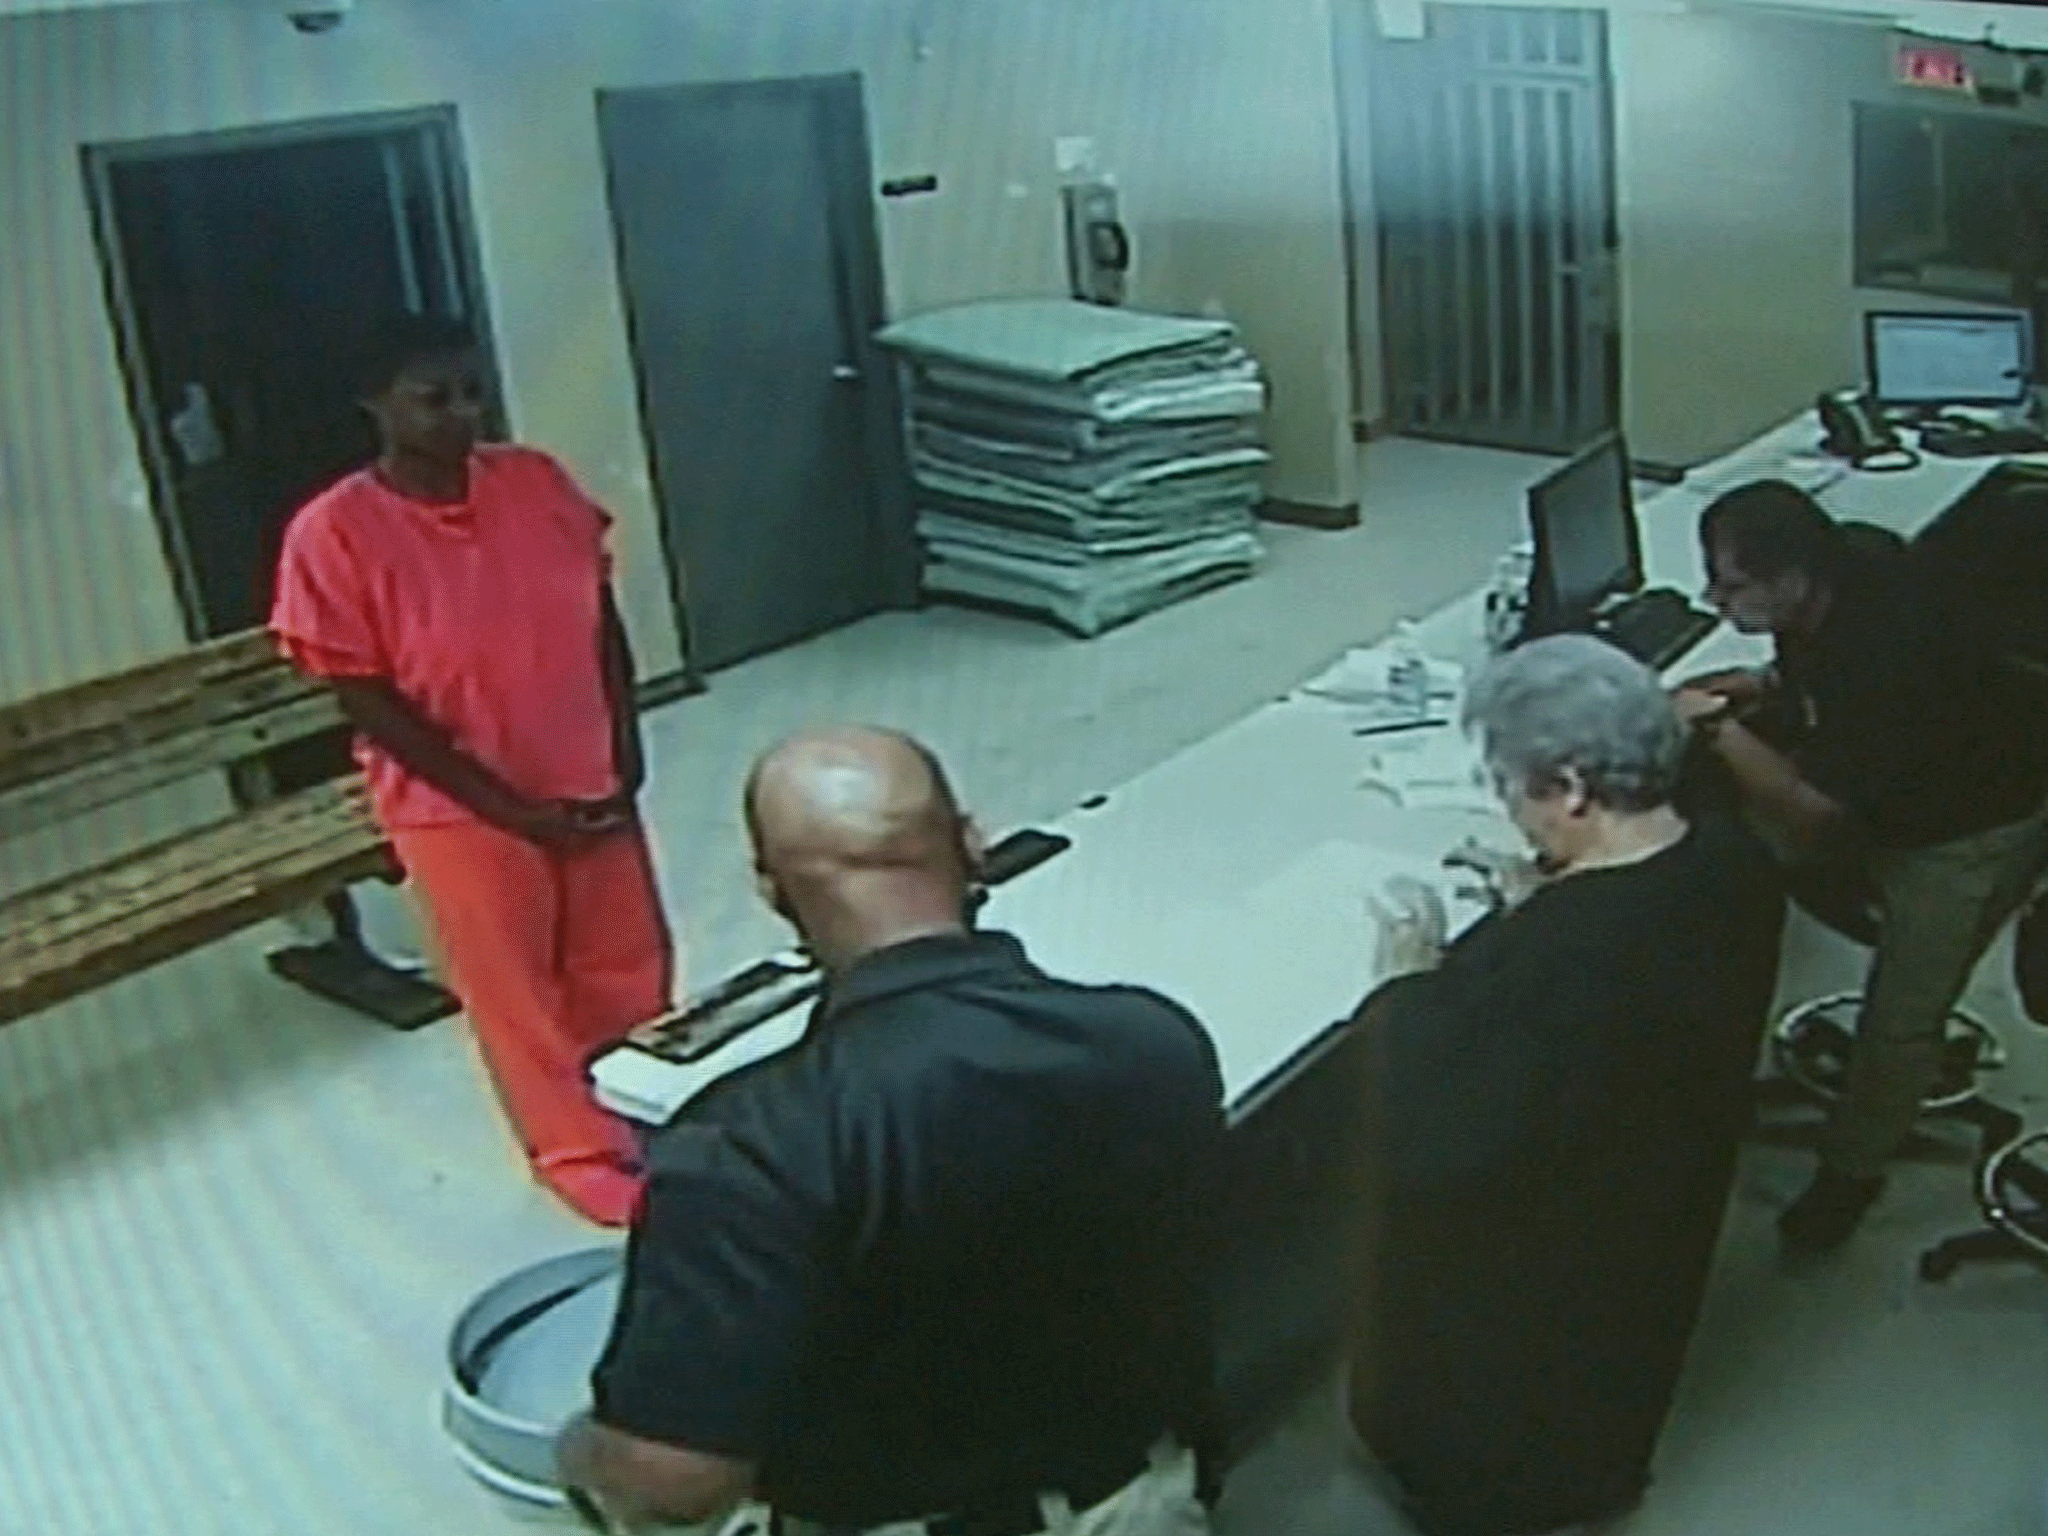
xmin=594 ymin=691 xmax=1501 ymax=1125
xmin=592 ymin=413 xmax=2036 ymax=1127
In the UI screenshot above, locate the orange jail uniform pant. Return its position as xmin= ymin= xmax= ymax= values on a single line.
xmin=390 ymin=819 xmax=676 ymax=1226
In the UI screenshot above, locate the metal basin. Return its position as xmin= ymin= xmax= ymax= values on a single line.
xmin=442 ymin=1247 xmax=623 ymax=1508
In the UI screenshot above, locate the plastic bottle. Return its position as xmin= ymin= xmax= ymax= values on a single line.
xmin=1388 ymin=619 xmax=1429 ymax=717
xmin=1485 ymin=545 xmax=1534 ymax=653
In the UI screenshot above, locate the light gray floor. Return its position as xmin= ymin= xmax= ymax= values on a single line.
xmin=1 ymin=438 xmax=2043 ymax=1535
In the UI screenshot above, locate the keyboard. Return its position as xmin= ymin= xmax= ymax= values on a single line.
xmin=1919 ymin=424 xmax=2048 ymax=458
xmin=1594 ymin=588 xmax=1720 ymax=669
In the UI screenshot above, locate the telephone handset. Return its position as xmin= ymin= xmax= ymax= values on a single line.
xmin=1062 ymin=180 xmax=1129 ymax=306
xmin=1817 ymin=389 xmax=1916 ymax=470
xmin=1086 ymin=219 xmax=1131 ymax=275
xmin=1817 ymin=389 xmax=1896 ymax=459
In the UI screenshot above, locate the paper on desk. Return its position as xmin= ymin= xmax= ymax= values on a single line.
xmin=1685 ymin=448 xmax=1846 ymax=500
xmin=1358 ymin=724 xmax=1497 ymax=813
xmin=1239 ymin=838 xmax=1490 ymax=956
xmin=1300 ymin=645 xmax=1464 ymax=731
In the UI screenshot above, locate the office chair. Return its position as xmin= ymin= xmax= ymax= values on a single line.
xmin=1768 ymin=862 xmax=2013 ymax=1143
xmin=1918 ymin=1126 xmax=2048 ymax=1282
xmin=1769 ymin=856 xmax=2004 ymax=1117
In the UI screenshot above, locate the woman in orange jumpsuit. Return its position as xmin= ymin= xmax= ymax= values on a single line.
xmin=271 ymin=313 xmax=674 ymax=1226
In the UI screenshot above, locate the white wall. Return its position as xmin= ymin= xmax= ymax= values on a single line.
xmin=1611 ymin=8 xmax=1872 ymax=464
xmin=17 ymin=0 xmax=2037 ymax=712
xmin=0 ymin=0 xmax=1359 ymax=707
xmin=1613 ymin=3 xmax=2048 ymax=464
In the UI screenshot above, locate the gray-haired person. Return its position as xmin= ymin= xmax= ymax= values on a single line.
xmin=1346 ymin=635 xmax=1784 ymax=1536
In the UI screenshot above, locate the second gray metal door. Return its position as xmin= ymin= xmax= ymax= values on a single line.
xmin=1368 ymin=6 xmax=1619 ymax=452
xmin=598 ymin=75 xmax=911 ymax=673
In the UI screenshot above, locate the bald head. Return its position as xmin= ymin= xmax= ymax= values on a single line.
xmin=747 ymin=725 xmax=964 ymax=866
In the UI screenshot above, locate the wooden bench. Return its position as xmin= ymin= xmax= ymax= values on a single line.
xmin=0 ymin=631 xmax=448 ymax=1027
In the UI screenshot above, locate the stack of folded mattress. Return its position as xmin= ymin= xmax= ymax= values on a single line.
xmin=876 ymin=299 xmax=1268 ymax=637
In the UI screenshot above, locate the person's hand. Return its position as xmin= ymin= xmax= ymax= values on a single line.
xmin=1679 ymin=666 xmax=1769 ymax=706
xmin=1443 ymin=837 xmax=1545 ymax=913
xmin=1369 ymin=875 xmax=1448 ymax=978
xmin=1672 ymin=687 xmax=1733 ymax=729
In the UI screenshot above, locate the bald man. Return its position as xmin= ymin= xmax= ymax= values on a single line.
xmin=559 ymin=729 xmax=1225 ymax=1536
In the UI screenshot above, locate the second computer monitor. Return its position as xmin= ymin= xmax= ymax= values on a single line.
xmin=1865 ymin=309 xmax=2032 ymax=409
xmin=1523 ymin=433 xmax=1640 ymax=639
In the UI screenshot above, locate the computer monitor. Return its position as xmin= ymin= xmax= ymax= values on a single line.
xmin=1523 ymin=433 xmax=1641 ymax=639
xmin=1865 ymin=310 xmax=2033 ymax=408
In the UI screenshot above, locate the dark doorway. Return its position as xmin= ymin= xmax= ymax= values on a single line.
xmin=84 ymin=108 xmax=495 ymax=792
xmin=597 ymin=73 xmax=915 ymax=673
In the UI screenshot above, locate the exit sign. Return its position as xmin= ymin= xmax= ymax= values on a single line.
xmin=1896 ymin=42 xmax=1973 ymax=92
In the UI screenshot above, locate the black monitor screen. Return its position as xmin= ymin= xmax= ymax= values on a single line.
xmin=1525 ymin=434 xmax=1640 ymax=635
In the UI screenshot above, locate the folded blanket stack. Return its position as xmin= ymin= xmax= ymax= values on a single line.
xmin=876 ymin=299 xmax=1269 ymax=637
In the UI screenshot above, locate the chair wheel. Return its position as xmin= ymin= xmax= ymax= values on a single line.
xmin=1772 ymin=993 xmax=2001 ymax=1111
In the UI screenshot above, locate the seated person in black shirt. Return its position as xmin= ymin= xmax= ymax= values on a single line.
xmin=1679 ymin=482 xmax=2048 ymax=1252
xmin=1347 ymin=636 xmax=1784 ymax=1536
xmin=558 ymin=726 xmax=1225 ymax=1536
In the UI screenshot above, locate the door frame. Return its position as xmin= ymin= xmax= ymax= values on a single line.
xmin=594 ymin=71 xmax=914 ymax=684
xmin=81 ymin=105 xmax=499 ymax=645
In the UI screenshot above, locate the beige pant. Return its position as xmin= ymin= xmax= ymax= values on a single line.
xmin=776 ymin=1446 xmax=1212 ymax=1536
xmin=1823 ymin=800 xmax=2048 ymax=1179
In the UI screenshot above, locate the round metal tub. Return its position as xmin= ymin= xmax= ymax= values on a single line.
xmin=442 ymin=1246 xmax=624 ymax=1510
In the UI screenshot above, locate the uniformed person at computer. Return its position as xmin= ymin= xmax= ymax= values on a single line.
xmin=1680 ymin=480 xmax=2048 ymax=1252
xmin=557 ymin=727 xmax=1224 ymax=1536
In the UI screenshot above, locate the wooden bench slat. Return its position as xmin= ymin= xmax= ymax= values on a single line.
xmin=0 ymin=691 xmax=345 ymax=839
xmin=0 ymin=839 xmax=393 ymax=1024
xmin=0 ymin=779 xmax=392 ymax=1024
xmin=1 ymin=779 xmax=380 ymax=951
xmin=0 ymin=655 xmax=332 ymax=787
xmin=0 ymin=629 xmax=346 ymax=835
xmin=0 ymin=630 xmax=281 ymax=751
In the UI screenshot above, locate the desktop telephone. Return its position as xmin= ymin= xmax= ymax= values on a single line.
xmin=1817 ymin=389 xmax=1909 ymax=466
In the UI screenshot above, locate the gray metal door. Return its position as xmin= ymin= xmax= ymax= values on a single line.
xmin=1368 ymin=6 xmax=1619 ymax=452
xmin=597 ymin=75 xmax=912 ymax=674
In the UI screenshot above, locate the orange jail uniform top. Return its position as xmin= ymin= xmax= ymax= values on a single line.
xmin=268 ymin=444 xmax=622 ymax=825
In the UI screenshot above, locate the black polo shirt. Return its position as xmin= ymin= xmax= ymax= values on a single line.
xmin=589 ymin=929 xmax=1225 ymax=1527
xmin=1777 ymin=546 xmax=2048 ymax=848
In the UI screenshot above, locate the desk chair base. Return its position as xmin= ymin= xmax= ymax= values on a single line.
xmin=1918 ymin=1128 xmax=2048 ymax=1283
xmin=1771 ymin=991 xmax=2004 ymax=1113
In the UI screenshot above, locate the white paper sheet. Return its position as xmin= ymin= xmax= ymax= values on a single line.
xmin=1358 ymin=724 xmax=1496 ymax=813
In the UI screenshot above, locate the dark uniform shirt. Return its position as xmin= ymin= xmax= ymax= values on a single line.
xmin=590 ymin=929 xmax=1225 ymax=1527
xmin=1777 ymin=547 xmax=2048 ymax=848
xmin=1355 ymin=814 xmax=1784 ymax=1535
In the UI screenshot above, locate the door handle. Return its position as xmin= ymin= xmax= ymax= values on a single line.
xmin=831 ymin=363 xmax=861 ymax=383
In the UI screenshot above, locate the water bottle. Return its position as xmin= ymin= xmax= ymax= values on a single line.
xmin=1485 ymin=545 xmax=1534 ymax=653
xmin=1388 ymin=620 xmax=1429 ymax=717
